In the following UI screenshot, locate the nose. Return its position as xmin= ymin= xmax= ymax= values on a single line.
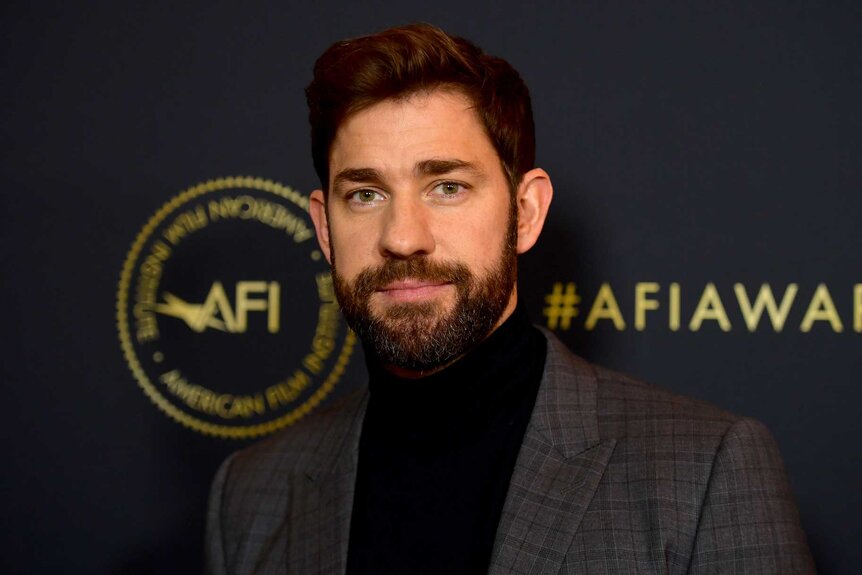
xmin=378 ymin=195 xmax=436 ymax=258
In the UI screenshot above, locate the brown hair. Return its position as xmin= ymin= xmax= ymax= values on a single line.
xmin=306 ymin=23 xmax=535 ymax=194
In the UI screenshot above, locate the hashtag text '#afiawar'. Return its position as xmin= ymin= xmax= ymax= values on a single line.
xmin=542 ymin=282 xmax=861 ymax=333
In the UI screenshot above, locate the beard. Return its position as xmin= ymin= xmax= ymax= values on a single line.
xmin=331 ymin=208 xmax=518 ymax=372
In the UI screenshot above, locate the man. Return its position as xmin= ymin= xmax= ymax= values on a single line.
xmin=206 ymin=24 xmax=814 ymax=574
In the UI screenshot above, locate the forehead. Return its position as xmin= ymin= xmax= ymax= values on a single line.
xmin=329 ymin=90 xmax=500 ymax=177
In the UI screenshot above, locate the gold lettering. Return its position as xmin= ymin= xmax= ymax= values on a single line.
xmin=238 ymin=195 xmax=255 ymax=219
xmin=159 ymin=370 xmax=264 ymax=418
xmin=206 ymin=195 xmax=312 ymax=242
xmin=800 ymin=284 xmax=843 ymax=332
xmin=584 ymin=283 xmax=626 ymax=330
xmin=215 ymin=395 xmax=233 ymax=418
xmin=214 ymin=394 xmax=265 ymax=419
xmin=316 ymin=272 xmax=336 ymax=302
xmin=634 ymin=282 xmax=660 ymax=331
xmin=235 ymin=281 xmax=274 ymax=333
xmin=669 ymin=282 xmax=681 ymax=331
xmin=155 ymin=280 xmax=282 ymax=334
xmin=265 ymin=370 xmax=311 ymax=410
xmin=855 ymin=284 xmax=862 ymax=333
xmin=734 ymin=283 xmax=798 ymax=332
xmin=208 ymin=196 xmax=242 ymax=220
xmin=150 ymin=240 xmax=171 ymax=260
xmin=689 ymin=283 xmax=731 ymax=332
xmin=268 ymin=282 xmax=280 ymax=333
xmin=162 ymin=205 xmax=208 ymax=246
xmin=198 ymin=281 xmax=237 ymax=332
xmin=303 ymin=302 xmax=340 ymax=374
xmin=160 ymin=369 xmax=182 ymax=386
xmin=303 ymin=354 xmax=323 ymax=375
xmin=133 ymin=240 xmax=173 ymax=342
xmin=235 ymin=394 xmax=266 ymax=418
xmin=134 ymin=302 xmax=158 ymax=342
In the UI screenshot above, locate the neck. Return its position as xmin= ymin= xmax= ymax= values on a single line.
xmin=361 ymin=298 xmax=545 ymax=429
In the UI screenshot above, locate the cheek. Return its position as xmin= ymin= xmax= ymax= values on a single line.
xmin=329 ymin=223 xmax=378 ymax=276
xmin=434 ymin=208 xmax=510 ymax=267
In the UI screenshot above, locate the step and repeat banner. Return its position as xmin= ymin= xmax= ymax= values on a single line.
xmin=2 ymin=2 xmax=859 ymax=573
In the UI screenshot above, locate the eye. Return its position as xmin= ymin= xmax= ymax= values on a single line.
xmin=347 ymin=189 xmax=385 ymax=206
xmin=432 ymin=181 xmax=467 ymax=198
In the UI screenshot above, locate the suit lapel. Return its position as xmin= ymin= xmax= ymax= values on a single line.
xmin=489 ymin=332 xmax=616 ymax=574
xmin=281 ymin=332 xmax=610 ymax=574
xmin=286 ymin=391 xmax=368 ymax=575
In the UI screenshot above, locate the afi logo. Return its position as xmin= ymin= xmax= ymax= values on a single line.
xmin=155 ymin=281 xmax=280 ymax=333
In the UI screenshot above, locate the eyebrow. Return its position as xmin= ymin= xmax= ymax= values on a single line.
xmin=415 ymin=158 xmax=482 ymax=177
xmin=332 ymin=168 xmax=384 ymax=190
xmin=332 ymin=159 xmax=483 ymax=191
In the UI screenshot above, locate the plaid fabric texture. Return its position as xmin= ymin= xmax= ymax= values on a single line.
xmin=206 ymin=331 xmax=814 ymax=574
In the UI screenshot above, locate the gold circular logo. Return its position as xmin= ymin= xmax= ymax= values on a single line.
xmin=116 ymin=176 xmax=356 ymax=439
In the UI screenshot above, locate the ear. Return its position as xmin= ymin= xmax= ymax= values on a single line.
xmin=515 ymin=168 xmax=553 ymax=254
xmin=308 ymin=189 xmax=332 ymax=264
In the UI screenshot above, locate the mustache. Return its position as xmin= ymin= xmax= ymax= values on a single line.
xmin=351 ymin=257 xmax=472 ymax=298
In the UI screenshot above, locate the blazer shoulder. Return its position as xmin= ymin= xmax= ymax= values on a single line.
xmin=225 ymin=386 xmax=368 ymax=482
xmin=205 ymin=387 xmax=367 ymax=574
xmin=541 ymin=328 xmax=740 ymax=443
xmin=592 ymin=362 xmax=738 ymax=428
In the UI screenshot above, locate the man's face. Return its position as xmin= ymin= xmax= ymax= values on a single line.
xmin=310 ymin=90 xmax=520 ymax=375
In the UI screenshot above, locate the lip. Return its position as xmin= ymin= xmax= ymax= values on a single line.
xmin=377 ymin=280 xmax=451 ymax=302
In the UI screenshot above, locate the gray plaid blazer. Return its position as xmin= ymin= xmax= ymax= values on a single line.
xmin=206 ymin=331 xmax=814 ymax=574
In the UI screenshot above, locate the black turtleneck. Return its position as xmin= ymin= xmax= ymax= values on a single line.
xmin=345 ymin=304 xmax=547 ymax=575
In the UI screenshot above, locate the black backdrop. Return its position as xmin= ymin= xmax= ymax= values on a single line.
xmin=2 ymin=2 xmax=859 ymax=573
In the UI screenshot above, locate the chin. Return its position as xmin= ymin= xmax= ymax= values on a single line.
xmin=373 ymin=294 xmax=453 ymax=317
